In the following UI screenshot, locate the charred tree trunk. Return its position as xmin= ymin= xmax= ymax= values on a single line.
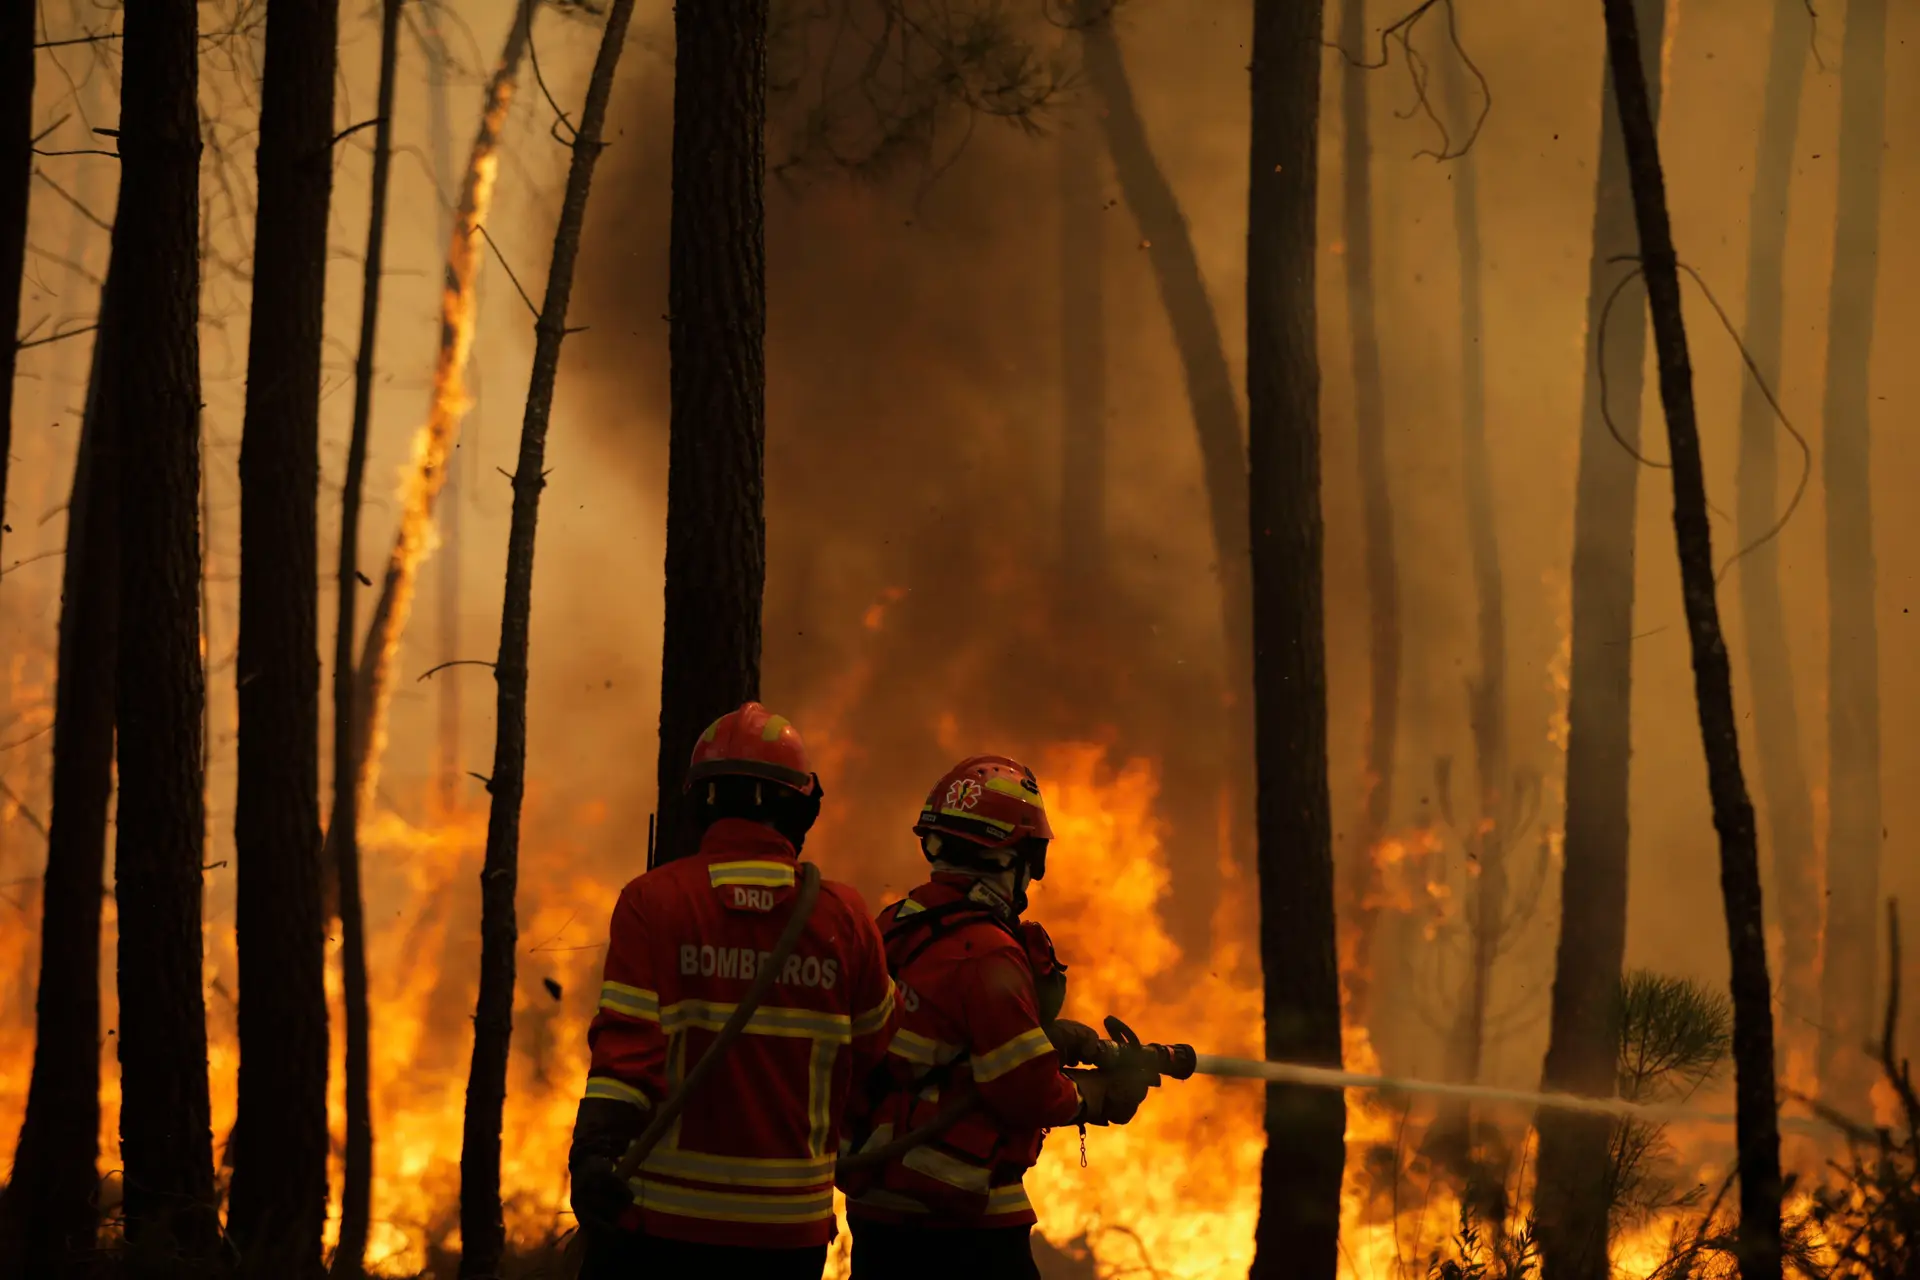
xmin=1602 ymin=2 xmax=1784 ymax=1275
xmin=342 ymin=1 xmax=531 ymax=833
xmin=1246 ymin=3 xmax=1346 ymax=1277
xmin=1442 ymin=28 xmax=1508 ymax=1093
xmin=329 ymin=0 xmax=401 ymax=1270
xmin=1534 ymin=2 xmax=1665 ymax=1274
xmin=1335 ymin=0 xmax=1404 ymax=1039
xmin=0 ymin=0 xmax=32 ymax=560
xmin=228 ymin=1 xmax=337 ymax=1273
xmin=653 ymin=0 xmax=771 ymax=863
xmin=112 ymin=0 xmax=220 ymax=1264
xmin=1816 ymin=0 xmax=1887 ymax=1111
xmin=1735 ymin=0 xmax=1817 ymax=1069
xmin=0 ymin=261 xmax=121 ymax=1279
xmin=457 ymin=6 xmax=636 ymax=1275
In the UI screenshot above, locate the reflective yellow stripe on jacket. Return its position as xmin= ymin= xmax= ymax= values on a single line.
xmin=631 ymin=1178 xmax=836 ymax=1225
xmin=971 ymin=1025 xmax=1052 ymax=1082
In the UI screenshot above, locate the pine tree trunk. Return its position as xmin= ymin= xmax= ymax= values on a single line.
xmin=0 ymin=0 xmax=32 ymax=562
xmin=0 ymin=260 xmax=121 ymax=1279
xmin=1334 ymin=0 xmax=1404 ymax=1040
xmin=1076 ymin=2 xmax=1246 ymax=936
xmin=112 ymin=0 xmax=220 ymax=1264
xmin=1816 ymin=0 xmax=1887 ymax=1112
xmin=653 ymin=0 xmax=771 ymax=864
xmin=1441 ymin=28 xmax=1509 ymax=1092
xmin=329 ymin=1 xmax=402 ymax=1270
xmin=1246 ymin=4 xmax=1345 ymax=1277
xmin=1601 ymin=2 xmax=1784 ymax=1275
xmin=228 ymin=2 xmax=337 ymax=1273
xmin=456 ymin=6 xmax=636 ymax=1274
xmin=341 ymin=1 xmax=531 ymax=834
xmin=1534 ymin=3 xmax=1665 ymax=1274
xmin=1734 ymin=0 xmax=1817 ymax=1068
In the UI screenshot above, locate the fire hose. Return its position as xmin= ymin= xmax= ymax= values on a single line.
xmin=1089 ymin=1016 xmax=1845 ymax=1138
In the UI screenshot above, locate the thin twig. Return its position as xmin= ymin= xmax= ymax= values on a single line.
xmin=0 ymin=778 xmax=50 ymax=841
xmin=33 ymin=148 xmax=119 ymax=159
xmin=17 ymin=322 xmax=99 ymax=352
xmin=526 ymin=15 xmax=579 ymax=144
xmin=418 ymin=658 xmax=497 ymax=682
xmin=332 ymin=117 xmax=386 ymax=148
xmin=33 ymin=167 xmax=114 ymax=231
xmin=476 ymin=222 xmax=540 ymax=318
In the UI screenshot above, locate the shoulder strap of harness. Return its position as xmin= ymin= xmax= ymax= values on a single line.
xmin=882 ymin=897 xmax=1021 ymax=975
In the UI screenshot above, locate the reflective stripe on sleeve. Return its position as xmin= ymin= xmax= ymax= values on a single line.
xmin=598 ymin=981 xmax=660 ymax=1020
xmin=806 ymin=1038 xmax=837 ymax=1157
xmin=852 ymin=979 xmax=896 ymax=1038
xmin=708 ymin=860 xmax=797 ymax=890
xmin=987 ymin=1183 xmax=1033 ymax=1216
xmin=640 ymin=1148 xmax=835 ymax=1189
xmin=971 ymin=1025 xmax=1054 ymax=1082
xmin=583 ymin=1076 xmax=652 ymax=1109
xmin=901 ymin=1145 xmax=991 ymax=1195
xmin=886 ymin=1027 xmax=962 ymax=1068
xmin=632 ymin=1178 xmax=836 ymax=1224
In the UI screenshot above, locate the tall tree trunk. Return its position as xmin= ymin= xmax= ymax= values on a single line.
xmin=0 ymin=260 xmax=121 ymax=1279
xmin=1246 ymin=3 xmax=1346 ymax=1277
xmin=228 ymin=2 xmax=337 ymax=1273
xmin=0 ymin=0 xmax=32 ymax=562
xmin=652 ymin=0 xmax=771 ymax=864
xmin=329 ymin=1 xmax=402 ymax=1270
xmin=1602 ymin=2 xmax=1784 ymax=1276
xmin=457 ymin=7 xmax=635 ymax=1275
xmin=1440 ymin=27 xmax=1509 ymax=1092
xmin=1534 ymin=2 xmax=1665 ymax=1275
xmin=1816 ymin=0 xmax=1887 ymax=1111
xmin=421 ymin=0 xmax=465 ymax=819
xmin=1334 ymin=0 xmax=1404 ymax=1040
xmin=1734 ymin=0 xmax=1817 ymax=1071
xmin=343 ymin=2 xmax=531 ymax=833
xmin=1076 ymin=2 xmax=1246 ymax=937
xmin=113 ymin=0 xmax=220 ymax=1264
xmin=1058 ymin=68 xmax=1105 ymax=594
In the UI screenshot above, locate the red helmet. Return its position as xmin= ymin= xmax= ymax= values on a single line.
xmin=913 ymin=755 xmax=1053 ymax=851
xmin=685 ymin=702 xmax=818 ymax=797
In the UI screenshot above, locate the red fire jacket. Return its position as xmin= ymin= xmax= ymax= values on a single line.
xmin=840 ymin=875 xmax=1082 ymax=1229
xmin=582 ymin=819 xmax=900 ymax=1248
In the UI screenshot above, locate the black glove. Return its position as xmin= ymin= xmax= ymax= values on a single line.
xmin=1045 ymin=1018 xmax=1102 ymax=1067
xmin=569 ymin=1095 xmax=642 ymax=1233
xmin=570 ymin=1155 xmax=634 ymax=1234
xmin=1066 ymin=1067 xmax=1151 ymax=1126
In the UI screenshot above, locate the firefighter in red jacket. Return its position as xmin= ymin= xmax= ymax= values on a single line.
xmin=839 ymin=755 xmax=1151 ymax=1278
xmin=567 ymin=702 xmax=901 ymax=1278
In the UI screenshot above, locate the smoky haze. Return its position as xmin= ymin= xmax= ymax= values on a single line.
xmin=560 ymin=0 xmax=1920 ymax=1089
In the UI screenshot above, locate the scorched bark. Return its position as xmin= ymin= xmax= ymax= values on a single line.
xmin=1246 ymin=2 xmax=1346 ymax=1277
xmin=457 ymin=5 xmax=637 ymax=1276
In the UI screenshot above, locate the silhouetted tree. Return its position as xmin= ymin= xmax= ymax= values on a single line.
xmin=1246 ymin=3 xmax=1345 ymax=1278
xmin=1330 ymin=0 xmax=1404 ymax=1039
xmin=654 ymin=0 xmax=772 ymax=862
xmin=112 ymin=0 xmax=221 ymax=1265
xmin=456 ymin=8 xmax=636 ymax=1272
xmin=228 ymin=1 xmax=337 ymax=1273
xmin=1602 ymin=1 xmax=1783 ymax=1276
xmin=1734 ymin=0 xmax=1818 ymax=1067
xmin=0 ymin=0 xmax=32 ymax=560
xmin=1533 ymin=1 xmax=1665 ymax=1275
xmin=0 ymin=260 xmax=121 ymax=1279
xmin=1817 ymin=0 xmax=1887 ymax=1111
xmin=329 ymin=0 xmax=402 ymax=1271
